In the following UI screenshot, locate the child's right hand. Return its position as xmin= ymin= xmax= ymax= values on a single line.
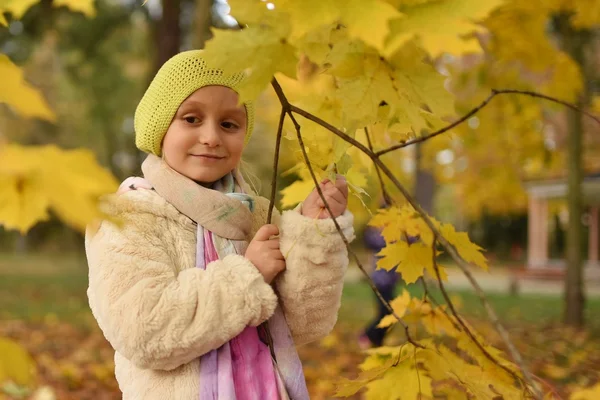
xmin=245 ymin=224 xmax=286 ymax=284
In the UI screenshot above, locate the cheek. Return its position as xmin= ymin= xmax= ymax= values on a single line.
xmin=162 ymin=127 xmax=189 ymax=157
xmin=226 ymin=134 xmax=245 ymax=162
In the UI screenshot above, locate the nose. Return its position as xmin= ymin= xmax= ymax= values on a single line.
xmin=197 ymin=120 xmax=221 ymax=147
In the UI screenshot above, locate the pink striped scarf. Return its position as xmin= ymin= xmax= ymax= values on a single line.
xmin=194 ymin=173 xmax=309 ymax=400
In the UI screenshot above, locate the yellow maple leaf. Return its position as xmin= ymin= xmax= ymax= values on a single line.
xmin=440 ymin=223 xmax=488 ymax=270
xmin=334 ymin=357 xmax=396 ymax=397
xmin=365 ymin=353 xmax=433 ymax=400
xmin=277 ymin=0 xmax=340 ymax=40
xmin=377 ymin=290 xmax=412 ymax=328
xmin=203 ymin=25 xmax=298 ymax=102
xmin=0 ymin=0 xmax=95 ymax=21
xmin=571 ymin=383 xmax=600 ymax=400
xmin=0 ymin=337 xmax=36 ymax=387
xmin=0 ymin=145 xmax=118 ymax=233
xmin=384 ymin=0 xmax=504 ymax=58
xmin=0 ymin=0 xmax=39 ymax=20
xmin=227 ymin=0 xmax=272 ymax=25
xmin=53 ymin=0 xmax=96 ymax=17
xmin=376 ymin=241 xmax=433 ymax=283
xmin=0 ymin=54 xmax=55 ymax=122
xmin=341 ymin=0 xmax=404 ymax=52
xmin=422 ymin=344 xmax=525 ymax=399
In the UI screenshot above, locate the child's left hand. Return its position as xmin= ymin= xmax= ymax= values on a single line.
xmin=301 ymin=175 xmax=348 ymax=219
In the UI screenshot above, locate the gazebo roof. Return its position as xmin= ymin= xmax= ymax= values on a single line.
xmin=524 ymin=173 xmax=600 ymax=203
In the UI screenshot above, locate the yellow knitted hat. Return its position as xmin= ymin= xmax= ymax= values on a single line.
xmin=134 ymin=50 xmax=255 ymax=156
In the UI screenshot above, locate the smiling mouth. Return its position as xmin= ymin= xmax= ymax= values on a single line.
xmin=191 ymin=154 xmax=225 ymax=159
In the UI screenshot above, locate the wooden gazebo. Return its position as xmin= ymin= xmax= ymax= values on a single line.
xmin=524 ymin=174 xmax=600 ymax=274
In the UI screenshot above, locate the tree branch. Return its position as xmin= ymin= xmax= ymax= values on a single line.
xmin=267 ymin=109 xmax=286 ymax=224
xmin=420 ymin=278 xmax=463 ymax=333
xmin=430 ymin=239 xmax=536 ymax=396
xmin=286 ymin=99 xmax=539 ymax=398
xmin=365 ymin=127 xmax=393 ymax=206
xmin=375 ymin=88 xmax=600 ymax=157
xmin=289 ymin=103 xmax=423 ymax=349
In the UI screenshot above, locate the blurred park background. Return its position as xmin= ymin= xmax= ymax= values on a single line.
xmin=2 ymin=0 xmax=600 ymax=399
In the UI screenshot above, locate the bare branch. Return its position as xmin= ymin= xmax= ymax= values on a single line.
xmin=288 ymin=105 xmax=423 ymax=349
xmin=420 ymin=278 xmax=463 ymax=333
xmin=364 ymin=127 xmax=393 ymax=206
xmin=267 ymin=109 xmax=286 ymax=224
xmin=286 ymin=101 xmax=539 ymax=397
xmin=430 ymin=239 xmax=535 ymax=396
xmin=493 ymin=88 xmax=600 ymax=124
xmin=269 ymin=80 xmax=585 ymax=396
xmin=375 ymin=88 xmax=600 ymax=157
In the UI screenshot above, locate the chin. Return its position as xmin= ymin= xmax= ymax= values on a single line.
xmin=187 ymin=170 xmax=224 ymax=185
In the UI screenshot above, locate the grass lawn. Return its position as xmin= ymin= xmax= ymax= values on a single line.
xmin=2 ymin=252 xmax=600 ymax=331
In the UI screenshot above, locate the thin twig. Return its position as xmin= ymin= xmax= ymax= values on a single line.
xmin=364 ymin=127 xmax=393 ymax=206
xmin=431 ymin=239 xmax=530 ymax=392
xmin=413 ymin=347 xmax=422 ymax=398
xmin=420 ymin=278 xmax=463 ymax=333
xmin=493 ymin=88 xmax=600 ymax=124
xmin=286 ymin=101 xmax=541 ymax=399
xmin=271 ymin=78 xmax=423 ymax=347
xmin=375 ymin=88 xmax=600 ymax=157
xmin=267 ymin=109 xmax=286 ymax=224
xmin=289 ymin=106 xmax=423 ymax=349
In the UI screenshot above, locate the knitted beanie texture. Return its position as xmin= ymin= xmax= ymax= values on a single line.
xmin=134 ymin=50 xmax=255 ymax=156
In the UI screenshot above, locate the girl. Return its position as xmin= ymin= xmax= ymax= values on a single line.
xmin=85 ymin=50 xmax=354 ymax=400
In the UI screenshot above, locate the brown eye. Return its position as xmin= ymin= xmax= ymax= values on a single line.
xmin=221 ymin=121 xmax=240 ymax=130
xmin=184 ymin=116 xmax=200 ymax=124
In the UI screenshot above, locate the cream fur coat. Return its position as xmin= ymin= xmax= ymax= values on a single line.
xmin=85 ymin=186 xmax=354 ymax=399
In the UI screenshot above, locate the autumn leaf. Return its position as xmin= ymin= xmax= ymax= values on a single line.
xmin=334 ymin=357 xmax=396 ymax=397
xmin=440 ymin=223 xmax=488 ymax=270
xmin=377 ymin=290 xmax=412 ymax=328
xmin=0 ymin=0 xmax=39 ymax=20
xmin=571 ymin=383 xmax=600 ymax=400
xmin=0 ymin=144 xmax=118 ymax=233
xmin=365 ymin=351 xmax=433 ymax=399
xmin=0 ymin=54 xmax=55 ymax=122
xmin=53 ymin=0 xmax=96 ymax=16
xmin=0 ymin=337 xmax=36 ymax=388
xmin=384 ymin=0 xmax=505 ymax=58
xmin=0 ymin=0 xmax=95 ymax=21
xmin=202 ymin=25 xmax=298 ymax=102
xmin=340 ymin=0 xmax=404 ymax=52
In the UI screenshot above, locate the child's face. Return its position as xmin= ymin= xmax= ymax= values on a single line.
xmin=162 ymin=85 xmax=247 ymax=184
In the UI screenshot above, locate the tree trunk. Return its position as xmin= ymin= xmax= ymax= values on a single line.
xmin=564 ymin=92 xmax=585 ymax=327
xmin=193 ymin=0 xmax=213 ymax=49
xmin=414 ymin=142 xmax=435 ymax=214
xmin=556 ymin=15 xmax=590 ymax=327
xmin=155 ymin=0 xmax=182 ymax=71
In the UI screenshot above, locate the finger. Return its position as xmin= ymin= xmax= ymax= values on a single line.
xmin=319 ymin=180 xmax=335 ymax=191
xmin=328 ymin=188 xmax=346 ymax=206
xmin=335 ymin=175 xmax=349 ymax=199
xmin=254 ymin=224 xmax=280 ymax=241
xmin=274 ymin=260 xmax=286 ymax=270
xmin=272 ymin=249 xmax=285 ymax=260
xmin=266 ymin=238 xmax=280 ymax=249
xmin=320 ymin=187 xmax=342 ymax=203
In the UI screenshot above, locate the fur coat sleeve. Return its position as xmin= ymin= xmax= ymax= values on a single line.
xmin=273 ymin=203 xmax=355 ymax=345
xmin=85 ymin=190 xmax=278 ymax=371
